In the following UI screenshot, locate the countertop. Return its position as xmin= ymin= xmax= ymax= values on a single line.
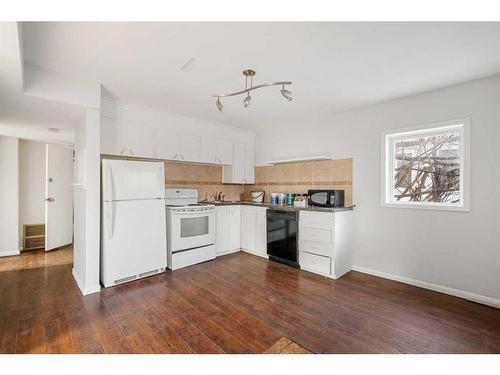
xmin=202 ymin=201 xmax=354 ymax=213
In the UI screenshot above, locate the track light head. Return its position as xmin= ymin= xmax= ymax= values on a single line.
xmin=216 ymin=97 xmax=223 ymax=112
xmin=243 ymin=93 xmax=251 ymax=108
xmin=280 ymin=86 xmax=292 ymax=101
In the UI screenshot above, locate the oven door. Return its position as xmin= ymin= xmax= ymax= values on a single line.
xmin=170 ymin=210 xmax=215 ymax=252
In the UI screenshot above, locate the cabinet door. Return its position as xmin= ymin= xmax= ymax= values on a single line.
xmin=241 ymin=206 xmax=256 ymax=252
xmin=229 ymin=206 xmax=242 ymax=251
xmin=216 ymin=207 xmax=230 ymax=254
xmin=101 ymin=117 xmax=155 ymax=158
xmin=178 ymin=132 xmax=200 ymax=162
xmin=217 ymin=138 xmax=233 ymax=165
xmin=200 ymin=136 xmax=218 ymax=164
xmin=255 ymin=208 xmax=267 ymax=256
xmin=243 ymin=143 xmax=255 ymax=184
xmin=232 ymin=142 xmax=245 ymax=183
xmin=156 ymin=126 xmax=179 ymax=160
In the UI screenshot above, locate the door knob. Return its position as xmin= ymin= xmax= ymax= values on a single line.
xmin=45 ymin=197 xmax=55 ymax=202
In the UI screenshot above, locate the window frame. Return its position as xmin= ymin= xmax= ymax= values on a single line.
xmin=380 ymin=118 xmax=470 ymax=212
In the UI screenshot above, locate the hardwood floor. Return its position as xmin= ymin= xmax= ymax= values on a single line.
xmin=1 ymin=246 xmax=499 ymax=354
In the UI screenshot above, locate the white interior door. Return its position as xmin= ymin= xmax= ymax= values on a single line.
xmin=45 ymin=143 xmax=74 ymax=251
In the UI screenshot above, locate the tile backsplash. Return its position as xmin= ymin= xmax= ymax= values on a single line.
xmin=164 ymin=157 xmax=353 ymax=206
xmin=243 ymin=158 xmax=353 ymax=206
xmin=164 ymin=161 xmax=244 ymax=201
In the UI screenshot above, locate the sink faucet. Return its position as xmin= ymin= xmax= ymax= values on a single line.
xmin=215 ymin=192 xmax=225 ymax=202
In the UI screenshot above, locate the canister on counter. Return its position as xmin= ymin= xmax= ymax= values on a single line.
xmin=270 ymin=192 xmax=279 ymax=205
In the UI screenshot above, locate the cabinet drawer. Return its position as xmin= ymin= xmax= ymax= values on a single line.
xmin=300 ymin=251 xmax=331 ymax=275
xmin=300 ymin=211 xmax=333 ymax=230
xmin=300 ymin=240 xmax=332 ymax=257
xmin=171 ymin=245 xmax=216 ymax=270
xmin=301 ymin=227 xmax=332 ymax=244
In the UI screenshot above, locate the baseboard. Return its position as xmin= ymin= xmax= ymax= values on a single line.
xmin=215 ymin=248 xmax=241 ymax=257
xmin=72 ymin=268 xmax=101 ymax=296
xmin=0 ymin=250 xmax=21 ymax=258
xmin=241 ymin=248 xmax=269 ymax=259
xmin=46 ymin=242 xmax=73 ymax=252
xmin=352 ymin=265 xmax=500 ymax=309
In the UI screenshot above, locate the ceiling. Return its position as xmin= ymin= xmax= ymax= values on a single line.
xmin=0 ymin=22 xmax=83 ymax=144
xmin=18 ymin=22 xmax=500 ymax=130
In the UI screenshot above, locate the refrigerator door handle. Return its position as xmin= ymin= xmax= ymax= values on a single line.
xmin=104 ymin=202 xmax=114 ymax=239
xmin=105 ymin=165 xmax=113 ymax=201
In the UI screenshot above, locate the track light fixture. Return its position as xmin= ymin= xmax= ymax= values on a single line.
xmin=212 ymin=69 xmax=292 ymax=111
xmin=216 ymin=97 xmax=223 ymax=112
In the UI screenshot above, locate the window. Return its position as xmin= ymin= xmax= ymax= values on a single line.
xmin=381 ymin=118 xmax=470 ymax=211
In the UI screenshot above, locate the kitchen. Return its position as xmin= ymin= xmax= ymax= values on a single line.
xmin=99 ymin=103 xmax=354 ymax=284
xmin=1 ymin=18 xmax=500 ymax=360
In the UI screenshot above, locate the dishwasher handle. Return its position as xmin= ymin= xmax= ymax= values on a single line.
xmin=267 ymin=209 xmax=298 ymax=220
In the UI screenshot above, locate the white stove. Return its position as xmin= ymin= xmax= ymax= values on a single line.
xmin=165 ymin=189 xmax=216 ymax=270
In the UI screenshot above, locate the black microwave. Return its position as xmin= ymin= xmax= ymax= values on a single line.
xmin=308 ymin=190 xmax=345 ymax=207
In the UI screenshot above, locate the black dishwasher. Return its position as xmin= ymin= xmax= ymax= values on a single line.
xmin=266 ymin=209 xmax=299 ymax=268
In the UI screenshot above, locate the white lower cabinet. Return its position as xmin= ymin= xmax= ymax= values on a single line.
xmin=241 ymin=206 xmax=256 ymax=251
xmin=241 ymin=206 xmax=267 ymax=257
xmin=216 ymin=205 xmax=267 ymax=258
xmin=216 ymin=206 xmax=241 ymax=256
xmin=299 ymin=210 xmax=353 ymax=279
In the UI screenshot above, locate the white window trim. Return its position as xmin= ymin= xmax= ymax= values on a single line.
xmin=380 ymin=118 xmax=470 ymax=212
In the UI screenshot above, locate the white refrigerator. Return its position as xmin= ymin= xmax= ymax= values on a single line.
xmin=101 ymin=159 xmax=167 ymax=287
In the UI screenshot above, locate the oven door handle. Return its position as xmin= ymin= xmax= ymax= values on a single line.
xmin=172 ymin=210 xmax=215 ymax=215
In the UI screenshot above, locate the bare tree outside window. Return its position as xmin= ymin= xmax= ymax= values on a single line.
xmin=393 ymin=131 xmax=461 ymax=204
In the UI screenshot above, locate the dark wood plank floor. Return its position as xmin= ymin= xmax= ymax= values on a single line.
xmin=1 ymin=246 xmax=499 ymax=353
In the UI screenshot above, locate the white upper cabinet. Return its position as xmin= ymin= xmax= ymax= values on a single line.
xmin=201 ymin=136 xmax=234 ymax=165
xmin=244 ymin=143 xmax=255 ymax=184
xmin=100 ymin=100 xmax=255 ymax=169
xmin=156 ymin=128 xmax=200 ymax=162
xmin=232 ymin=142 xmax=245 ymax=183
xmin=101 ymin=116 xmax=155 ymax=158
xmin=222 ymin=141 xmax=255 ymax=184
xmin=155 ymin=125 xmax=179 ymax=160
xmin=178 ymin=131 xmax=200 ymax=162
xmin=200 ymin=136 xmax=217 ymax=164
xmin=217 ymin=138 xmax=233 ymax=165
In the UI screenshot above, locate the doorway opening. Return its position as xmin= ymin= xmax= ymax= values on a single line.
xmin=0 ymin=136 xmax=74 ymax=258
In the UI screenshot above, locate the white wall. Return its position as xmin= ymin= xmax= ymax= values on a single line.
xmin=0 ymin=136 xmax=20 ymax=256
xmin=72 ymin=108 xmax=101 ymax=295
xmin=255 ymin=75 xmax=500 ymax=304
xmin=18 ymin=139 xmax=46 ymax=248
xmin=23 ymin=63 xmax=101 ymax=109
